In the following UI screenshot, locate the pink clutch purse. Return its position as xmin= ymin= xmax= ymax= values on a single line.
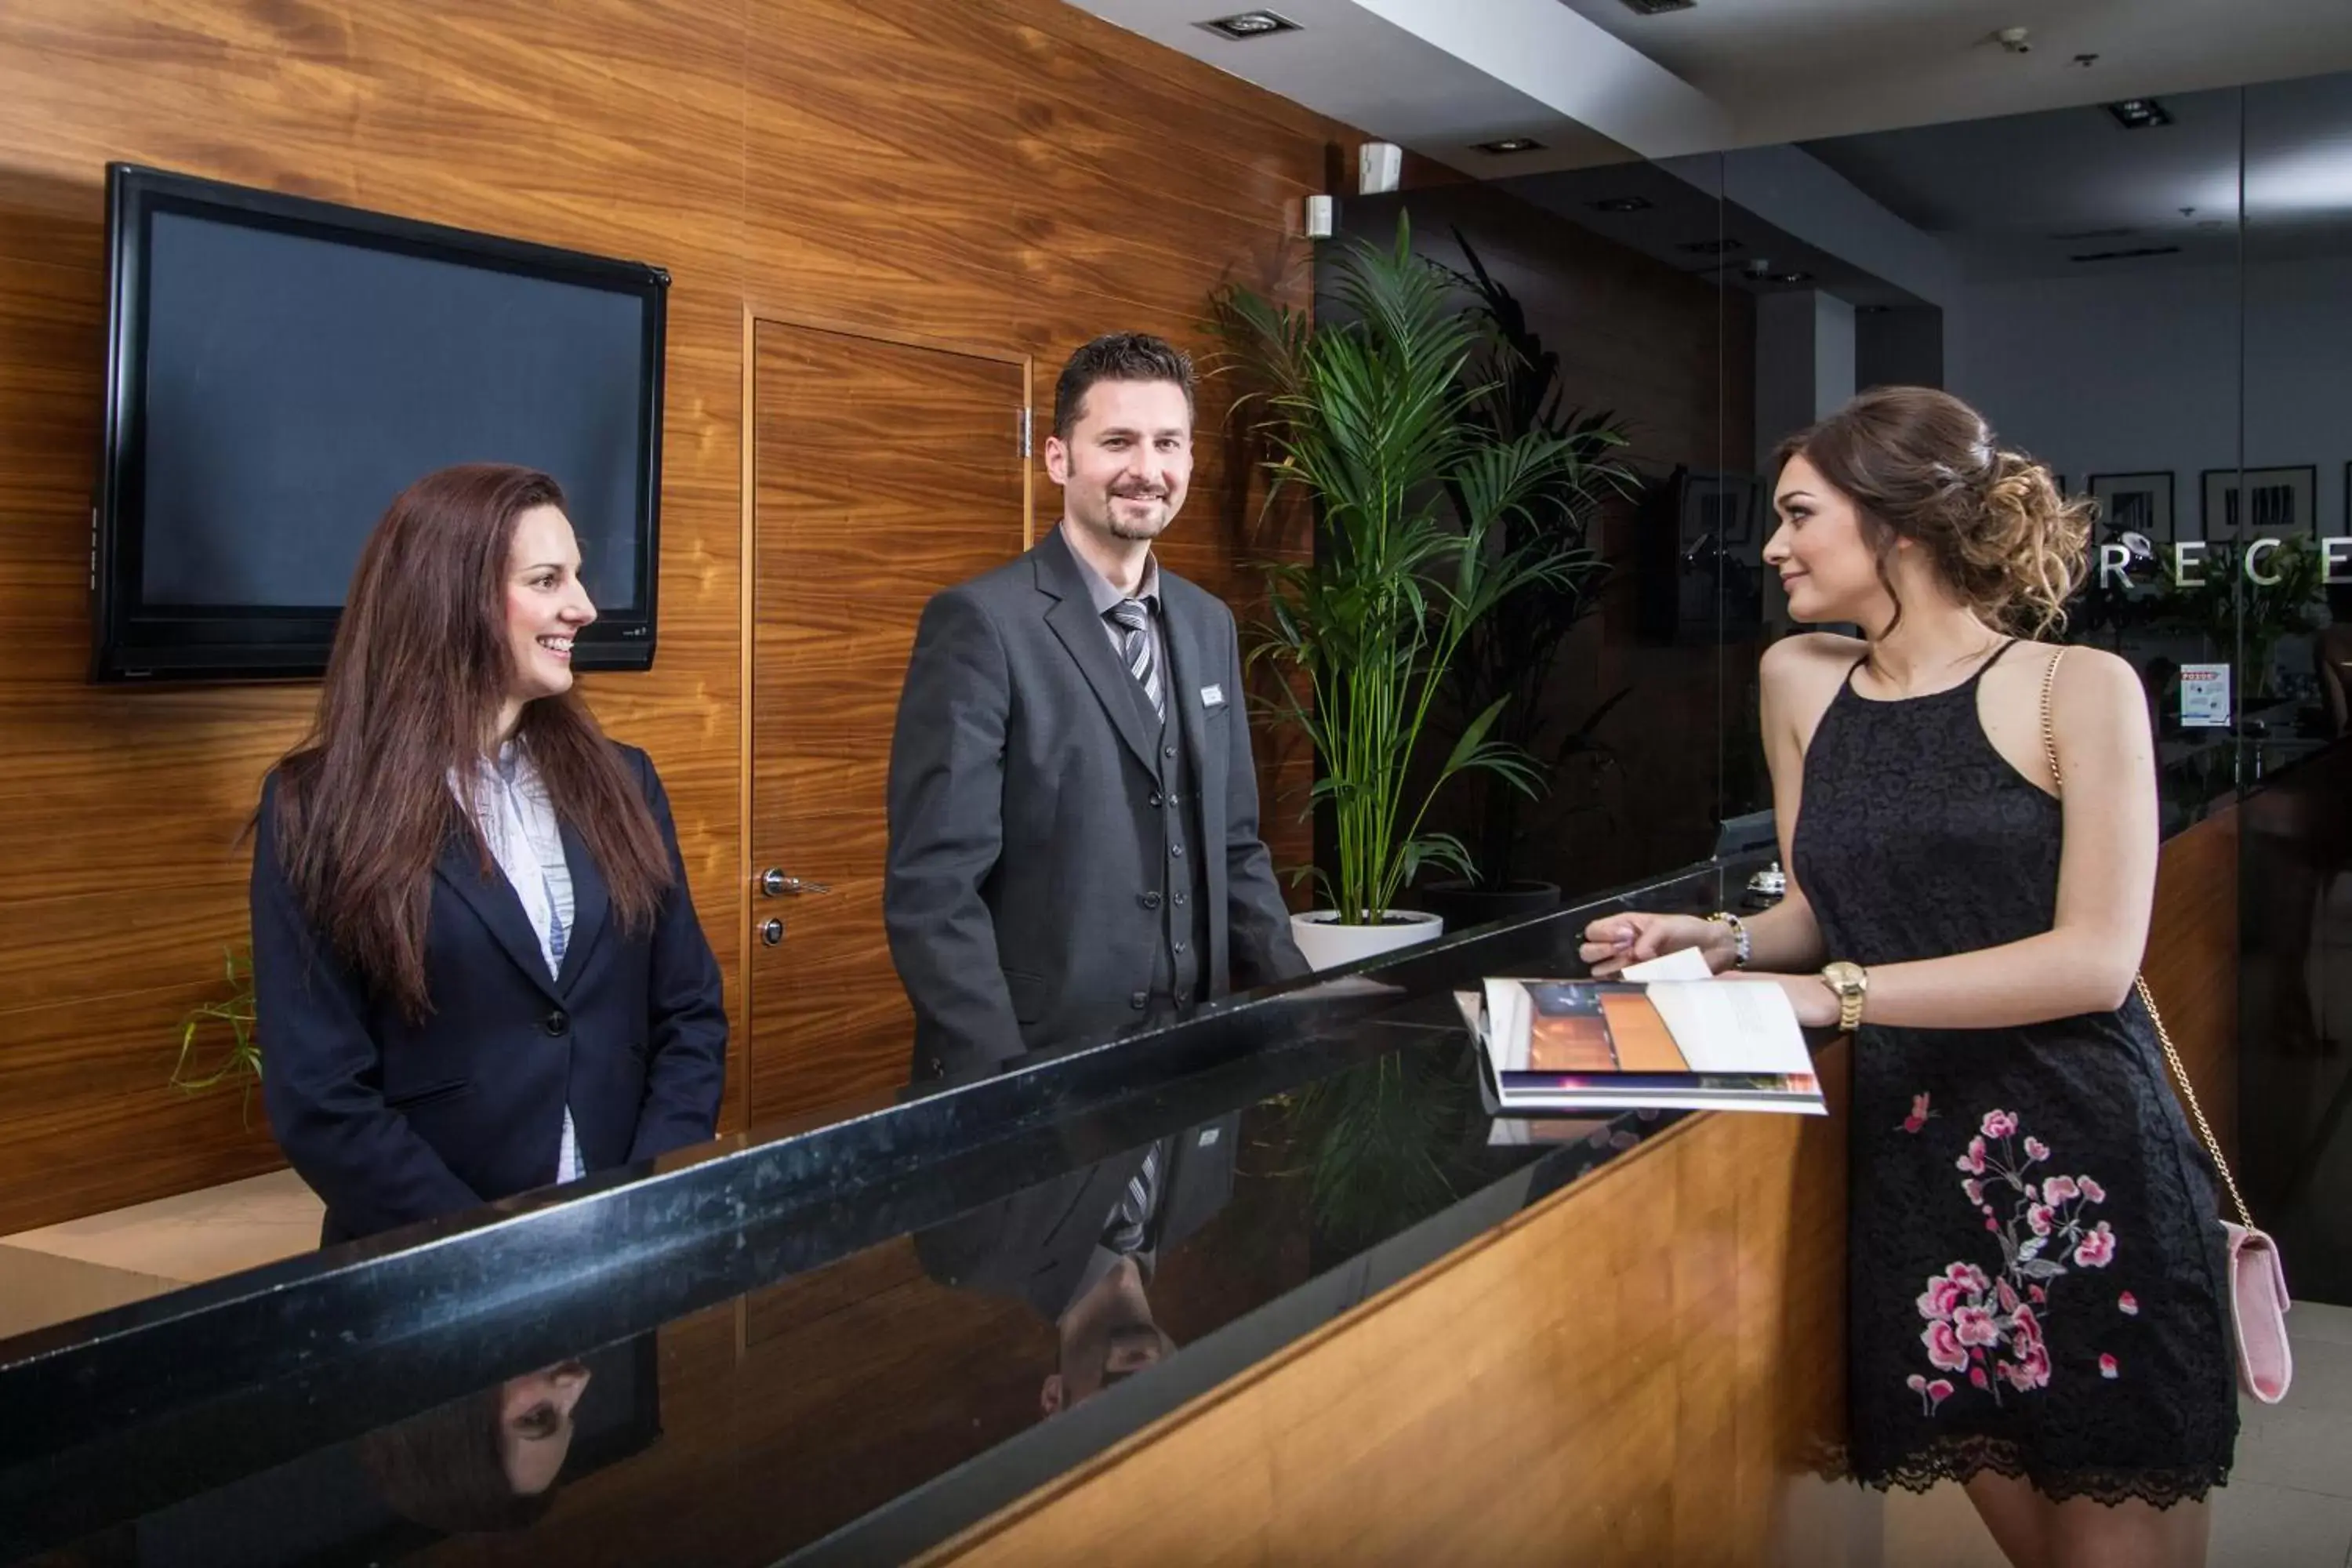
xmin=2223 ymin=1218 xmax=2293 ymax=1404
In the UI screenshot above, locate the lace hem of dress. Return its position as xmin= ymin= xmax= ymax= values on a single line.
xmin=1829 ymin=1438 xmax=2227 ymax=1511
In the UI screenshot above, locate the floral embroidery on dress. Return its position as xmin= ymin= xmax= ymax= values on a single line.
xmin=1911 ymin=1109 xmax=2122 ymax=1410
xmin=1905 ymin=1373 xmax=1956 ymax=1415
xmin=1897 ymin=1093 xmax=1937 ymax=1134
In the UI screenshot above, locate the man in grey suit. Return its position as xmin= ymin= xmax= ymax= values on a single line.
xmin=885 ymin=332 xmax=1309 ymax=1079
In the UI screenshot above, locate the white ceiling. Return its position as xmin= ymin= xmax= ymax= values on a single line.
xmin=1067 ymin=0 xmax=2352 ymax=172
xmin=1806 ymin=70 xmax=2352 ymax=278
xmin=1557 ymin=0 xmax=2352 ymax=150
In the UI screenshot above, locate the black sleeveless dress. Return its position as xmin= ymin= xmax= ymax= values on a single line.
xmin=1791 ymin=640 xmax=2238 ymax=1507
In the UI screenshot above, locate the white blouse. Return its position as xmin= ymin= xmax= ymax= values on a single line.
xmin=454 ymin=741 xmax=583 ymax=1184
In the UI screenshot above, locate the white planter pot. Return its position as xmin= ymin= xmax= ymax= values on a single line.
xmin=1290 ymin=909 xmax=1445 ymax=972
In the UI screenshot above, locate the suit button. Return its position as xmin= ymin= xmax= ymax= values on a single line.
xmin=1174 ymin=892 xmax=1188 ymax=906
xmin=1148 ymin=791 xmax=1163 ymax=808
xmin=1139 ymin=891 xmax=1162 ymax=909
xmin=543 ymin=1009 xmax=569 ymax=1036
xmin=1163 ymin=745 xmax=1176 ymax=759
xmin=1130 ymin=991 xmax=1149 ymax=1011
xmin=1174 ymin=941 xmax=1188 ymax=954
xmin=1171 ymin=842 xmax=1185 ymax=858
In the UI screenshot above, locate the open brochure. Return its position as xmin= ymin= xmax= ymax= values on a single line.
xmin=1457 ymin=948 xmax=1824 ymax=1118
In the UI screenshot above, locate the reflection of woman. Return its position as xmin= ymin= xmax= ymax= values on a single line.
xmin=359 ymin=1361 xmax=592 ymax=1534
xmin=1584 ymin=389 xmax=2234 ymax=1566
xmin=253 ymin=464 xmax=727 ymax=1243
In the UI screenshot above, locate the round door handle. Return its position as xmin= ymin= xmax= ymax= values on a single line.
xmin=760 ymin=869 xmax=831 ymax=898
xmin=760 ymin=917 xmax=785 ymax=946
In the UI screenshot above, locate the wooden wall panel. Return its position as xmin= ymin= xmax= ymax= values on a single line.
xmin=0 ymin=0 xmax=1341 ymax=1231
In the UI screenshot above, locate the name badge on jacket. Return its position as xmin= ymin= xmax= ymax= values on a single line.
xmin=1200 ymin=684 xmax=1225 ymax=710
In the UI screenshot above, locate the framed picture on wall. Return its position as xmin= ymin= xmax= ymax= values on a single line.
xmin=2087 ymin=472 xmax=2174 ymax=544
xmin=1681 ymin=470 xmax=1765 ymax=557
xmin=2202 ymin=466 xmax=2317 ymax=539
xmin=1638 ymin=466 xmax=1766 ymax=645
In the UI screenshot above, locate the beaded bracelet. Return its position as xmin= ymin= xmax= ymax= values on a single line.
xmin=1708 ymin=909 xmax=1751 ymax=970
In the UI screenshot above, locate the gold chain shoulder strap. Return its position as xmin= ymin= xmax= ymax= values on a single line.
xmin=2040 ymin=646 xmax=2254 ymax=1228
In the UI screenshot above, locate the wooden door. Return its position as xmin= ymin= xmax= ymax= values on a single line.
xmin=747 ymin=322 xmax=1027 ymax=1128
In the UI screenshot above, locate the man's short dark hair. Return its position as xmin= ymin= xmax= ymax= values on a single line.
xmin=1053 ymin=332 xmax=1196 ymax=441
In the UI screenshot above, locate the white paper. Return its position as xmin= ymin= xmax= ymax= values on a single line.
xmin=1481 ymin=978 xmax=1533 ymax=1073
xmin=1621 ymin=947 xmax=1714 ymax=983
xmin=1646 ymin=980 xmax=1813 ymax=1076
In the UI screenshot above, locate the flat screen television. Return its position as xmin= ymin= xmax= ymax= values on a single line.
xmin=93 ymin=163 xmax=669 ymax=681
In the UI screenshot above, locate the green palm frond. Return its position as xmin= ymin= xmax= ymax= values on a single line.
xmin=1210 ymin=213 xmax=1607 ymax=922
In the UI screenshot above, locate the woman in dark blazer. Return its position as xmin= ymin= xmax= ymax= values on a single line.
xmin=252 ymin=463 xmax=726 ymax=1243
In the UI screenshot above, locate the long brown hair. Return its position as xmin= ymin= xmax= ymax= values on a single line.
xmin=1776 ymin=387 xmax=2091 ymax=637
xmin=271 ymin=464 xmax=671 ymax=1018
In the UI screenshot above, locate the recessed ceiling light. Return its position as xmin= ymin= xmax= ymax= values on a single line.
xmin=1618 ymin=0 xmax=1697 ymax=13
xmin=1675 ymin=238 xmax=1744 ymax=255
xmin=1588 ymin=196 xmax=1654 ymax=213
xmin=2106 ymin=98 xmax=2173 ymax=130
xmin=1768 ymin=271 xmax=1813 ymax=284
xmin=1475 ymin=137 xmax=1546 ymax=155
xmin=1197 ymin=10 xmax=1299 ymax=41
xmin=2070 ymin=53 xmax=2100 ymax=69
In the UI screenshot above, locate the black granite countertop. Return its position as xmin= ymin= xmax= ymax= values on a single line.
xmin=0 ymin=854 xmax=1774 ymax=1567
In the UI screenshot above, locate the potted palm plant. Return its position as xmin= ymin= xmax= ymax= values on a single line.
xmin=1214 ymin=216 xmax=1596 ymax=970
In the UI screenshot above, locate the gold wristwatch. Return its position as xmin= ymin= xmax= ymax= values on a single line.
xmin=1820 ymin=961 xmax=1869 ymax=1033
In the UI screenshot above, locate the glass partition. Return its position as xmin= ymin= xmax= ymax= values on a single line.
xmin=2238 ymin=68 xmax=2352 ymax=1304
xmin=1333 ymin=149 xmax=1737 ymax=913
xmin=1792 ymin=86 xmax=2249 ymax=835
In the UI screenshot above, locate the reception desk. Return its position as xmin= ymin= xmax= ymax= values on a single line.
xmin=0 ymin=834 xmax=2236 ymax=1567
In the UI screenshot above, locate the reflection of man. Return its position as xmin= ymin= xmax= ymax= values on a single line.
xmin=885 ymin=332 xmax=1307 ymax=1080
xmin=916 ymin=1114 xmax=1239 ymax=1415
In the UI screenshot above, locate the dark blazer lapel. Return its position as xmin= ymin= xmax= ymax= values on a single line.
xmin=554 ymin=821 xmax=610 ymax=993
xmin=1035 ymin=532 xmax=1156 ymax=773
xmin=434 ymin=837 xmax=564 ymax=1005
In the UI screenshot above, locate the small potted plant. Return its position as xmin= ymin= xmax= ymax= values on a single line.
xmin=1214 ymin=216 xmax=1595 ymax=969
xmin=175 ymin=941 xmax=262 ymax=1118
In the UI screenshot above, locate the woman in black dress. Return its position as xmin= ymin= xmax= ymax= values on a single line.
xmin=1584 ymin=387 xmax=2234 ymax=1566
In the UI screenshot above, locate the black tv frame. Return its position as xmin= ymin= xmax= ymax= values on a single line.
xmin=93 ymin=162 xmax=670 ymax=682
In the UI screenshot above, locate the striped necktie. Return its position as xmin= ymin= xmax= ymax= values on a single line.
xmin=1103 ymin=1142 xmax=1161 ymax=1254
xmin=1105 ymin=598 xmax=1163 ymax=722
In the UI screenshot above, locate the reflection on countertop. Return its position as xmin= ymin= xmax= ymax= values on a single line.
xmin=1 ymin=855 xmax=1772 ymax=1567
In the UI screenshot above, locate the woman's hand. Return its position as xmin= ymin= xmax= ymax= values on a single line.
xmin=1579 ymin=913 xmax=1732 ymax=978
xmin=1724 ymin=971 xmax=1841 ymax=1029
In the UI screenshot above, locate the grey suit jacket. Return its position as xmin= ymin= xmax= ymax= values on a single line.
xmin=885 ymin=526 xmax=1308 ymax=1076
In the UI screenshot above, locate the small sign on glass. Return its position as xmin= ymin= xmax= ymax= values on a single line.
xmin=2180 ymin=662 xmax=2231 ymax=728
